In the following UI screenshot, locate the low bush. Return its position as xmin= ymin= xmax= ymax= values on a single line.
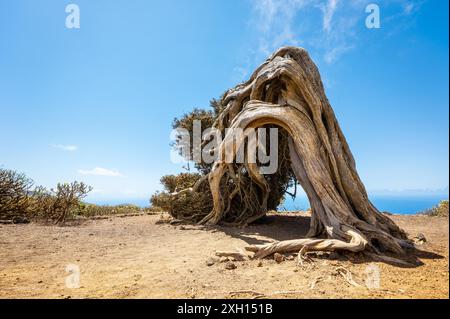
xmin=1 ymin=168 xmax=163 ymax=224
xmin=150 ymin=172 xmax=213 ymax=222
xmin=422 ymin=200 xmax=449 ymax=217
xmin=1 ymin=168 xmax=92 ymax=224
xmin=0 ymin=169 xmax=34 ymax=221
xmin=75 ymin=203 xmax=144 ymax=217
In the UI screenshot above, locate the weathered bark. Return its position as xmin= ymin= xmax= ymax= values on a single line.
xmin=184 ymin=47 xmax=412 ymax=256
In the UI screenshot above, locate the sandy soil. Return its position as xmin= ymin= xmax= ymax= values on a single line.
xmin=0 ymin=212 xmax=448 ymax=299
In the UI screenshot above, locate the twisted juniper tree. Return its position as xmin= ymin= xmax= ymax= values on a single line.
xmin=161 ymin=47 xmax=412 ymax=258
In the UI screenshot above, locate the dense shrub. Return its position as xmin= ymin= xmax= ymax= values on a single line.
xmin=172 ymin=102 xmax=219 ymax=174
xmin=150 ymin=172 xmax=213 ymax=221
xmin=0 ymin=168 xmax=93 ymax=224
xmin=422 ymin=200 xmax=449 ymax=217
xmin=75 ymin=203 xmax=147 ymax=217
xmin=0 ymin=168 xmax=34 ymax=221
xmin=1 ymin=168 xmax=163 ymax=224
xmin=47 ymin=182 xmax=93 ymax=224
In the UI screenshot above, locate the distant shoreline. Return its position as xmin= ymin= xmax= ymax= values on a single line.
xmin=281 ymin=194 xmax=449 ymax=215
xmin=86 ymin=194 xmax=449 ymax=215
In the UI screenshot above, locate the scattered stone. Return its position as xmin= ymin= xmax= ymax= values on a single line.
xmin=206 ymin=259 xmax=215 ymax=267
xmin=12 ymin=216 xmax=29 ymax=224
xmin=286 ymin=255 xmax=295 ymax=261
xmin=257 ymin=261 xmax=263 ymax=267
xmin=219 ymin=257 xmax=229 ymax=263
xmin=274 ymin=253 xmax=285 ymax=263
xmin=413 ymin=233 xmax=427 ymax=245
xmin=225 ymin=262 xmax=237 ymax=270
xmin=169 ymin=219 xmax=183 ymax=225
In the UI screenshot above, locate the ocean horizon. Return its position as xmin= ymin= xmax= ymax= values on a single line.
xmin=87 ymin=193 xmax=449 ymax=215
xmin=279 ymin=194 xmax=449 ymax=215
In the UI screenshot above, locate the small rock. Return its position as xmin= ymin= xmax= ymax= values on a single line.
xmin=414 ymin=233 xmax=427 ymax=245
xmin=274 ymin=253 xmax=285 ymax=263
xmin=225 ymin=262 xmax=237 ymax=270
xmin=219 ymin=257 xmax=229 ymax=263
xmin=286 ymin=255 xmax=295 ymax=261
xmin=206 ymin=259 xmax=215 ymax=267
xmin=257 ymin=261 xmax=263 ymax=267
xmin=12 ymin=216 xmax=29 ymax=224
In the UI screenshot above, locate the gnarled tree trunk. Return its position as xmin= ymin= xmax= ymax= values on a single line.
xmin=184 ymin=47 xmax=412 ymax=257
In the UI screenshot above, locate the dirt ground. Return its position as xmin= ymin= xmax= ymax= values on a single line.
xmin=0 ymin=212 xmax=448 ymax=299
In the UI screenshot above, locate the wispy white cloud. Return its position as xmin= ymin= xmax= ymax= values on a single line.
xmin=247 ymin=0 xmax=358 ymax=66
xmin=402 ymin=2 xmax=414 ymax=14
xmin=51 ymin=144 xmax=78 ymax=152
xmin=324 ymin=44 xmax=354 ymax=64
xmin=321 ymin=0 xmax=339 ymax=33
xmin=241 ymin=0 xmax=423 ymax=69
xmin=78 ymin=167 xmax=124 ymax=177
xmin=251 ymin=0 xmax=309 ymax=55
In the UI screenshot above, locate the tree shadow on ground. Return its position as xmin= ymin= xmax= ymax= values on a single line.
xmin=211 ymin=214 xmax=311 ymax=245
xmin=203 ymin=213 xmax=444 ymax=268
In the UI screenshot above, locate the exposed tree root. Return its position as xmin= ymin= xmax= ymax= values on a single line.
xmin=215 ymin=250 xmax=249 ymax=261
xmin=245 ymin=226 xmax=367 ymax=258
xmin=229 ymin=289 xmax=307 ymax=299
xmin=335 ymin=267 xmax=363 ymax=288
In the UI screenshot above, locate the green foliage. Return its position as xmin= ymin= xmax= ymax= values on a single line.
xmin=0 ymin=168 xmax=93 ymax=224
xmin=152 ymin=97 xmax=298 ymax=224
xmin=49 ymin=182 xmax=93 ymax=224
xmin=150 ymin=173 xmax=212 ymax=222
xmin=74 ymin=203 xmax=148 ymax=217
xmin=159 ymin=173 xmax=202 ymax=193
xmin=152 ymin=98 xmax=224 ymax=220
xmin=0 ymin=168 xmax=34 ymax=220
xmin=209 ymin=98 xmax=225 ymax=116
xmin=422 ymin=200 xmax=449 ymax=217
xmin=1 ymin=168 xmax=163 ymax=224
xmin=172 ymin=99 xmax=222 ymax=174
xmin=264 ymin=128 xmax=297 ymax=210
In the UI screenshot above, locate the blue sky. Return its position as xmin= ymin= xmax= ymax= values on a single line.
xmin=0 ymin=0 xmax=448 ymax=205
